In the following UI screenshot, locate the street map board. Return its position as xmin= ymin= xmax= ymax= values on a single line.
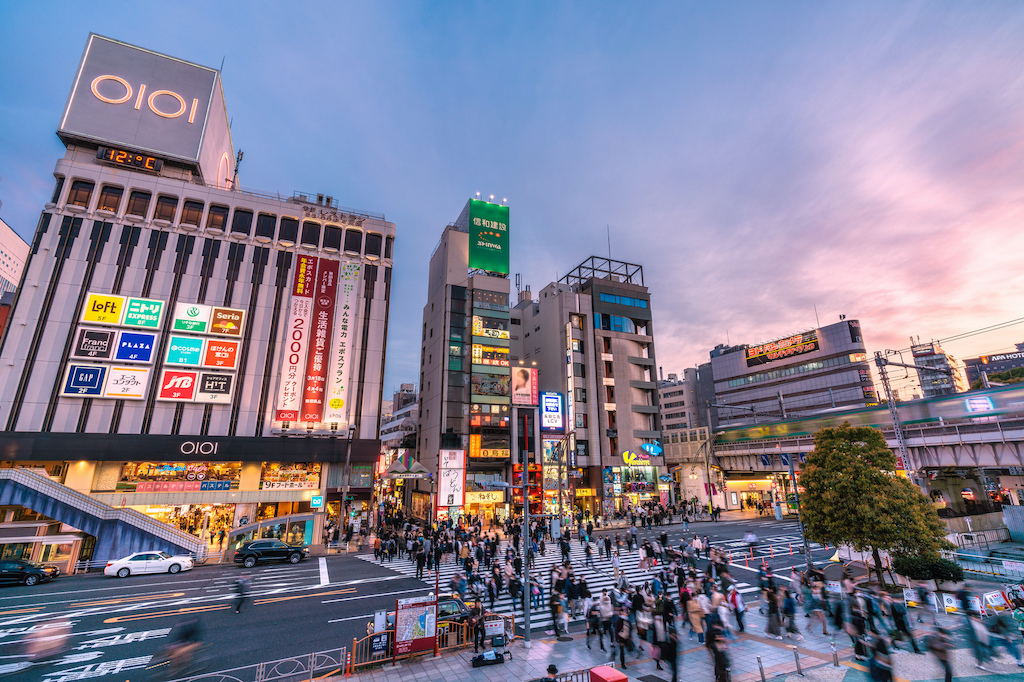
xmin=394 ymin=595 xmax=436 ymax=656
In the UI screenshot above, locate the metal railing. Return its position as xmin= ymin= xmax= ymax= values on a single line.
xmin=943 ymin=549 xmax=1024 ymax=580
xmin=168 ymin=647 xmax=347 ymax=682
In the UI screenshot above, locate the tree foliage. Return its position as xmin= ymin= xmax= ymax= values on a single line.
xmin=800 ymin=423 xmax=951 ymax=583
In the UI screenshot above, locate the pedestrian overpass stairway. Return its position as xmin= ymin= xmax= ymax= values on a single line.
xmin=0 ymin=467 xmax=206 ymax=563
xmin=359 ymin=538 xmax=761 ymax=632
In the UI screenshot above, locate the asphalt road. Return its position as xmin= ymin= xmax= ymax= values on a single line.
xmin=0 ymin=554 xmax=433 ymax=682
xmin=0 ymin=514 xmax=830 ymax=682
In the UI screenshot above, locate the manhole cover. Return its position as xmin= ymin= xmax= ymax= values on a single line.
xmin=557 ymin=636 xmax=574 ymax=642
xmin=638 ymin=676 xmax=667 ymax=682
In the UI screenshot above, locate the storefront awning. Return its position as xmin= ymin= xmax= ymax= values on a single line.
xmin=384 ymin=452 xmax=431 ymax=479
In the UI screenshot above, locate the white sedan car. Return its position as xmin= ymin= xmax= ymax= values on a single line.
xmin=105 ymin=551 xmax=194 ymax=578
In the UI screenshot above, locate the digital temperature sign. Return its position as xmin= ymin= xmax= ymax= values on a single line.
xmin=96 ymin=146 xmax=163 ymax=172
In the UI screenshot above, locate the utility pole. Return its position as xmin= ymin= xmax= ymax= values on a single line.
xmin=787 ymin=454 xmax=813 ymax=568
xmin=704 ymin=402 xmax=717 ymax=515
xmin=341 ymin=424 xmax=356 ymax=551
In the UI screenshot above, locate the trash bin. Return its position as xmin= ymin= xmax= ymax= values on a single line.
xmin=589 ymin=665 xmax=628 ymax=682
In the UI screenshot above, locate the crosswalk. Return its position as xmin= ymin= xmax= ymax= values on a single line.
xmin=359 ymin=539 xmax=761 ymax=631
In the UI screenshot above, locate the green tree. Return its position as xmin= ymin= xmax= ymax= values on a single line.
xmin=800 ymin=423 xmax=951 ymax=585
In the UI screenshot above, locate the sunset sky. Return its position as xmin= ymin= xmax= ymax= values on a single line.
xmin=2 ymin=2 xmax=1023 ymax=396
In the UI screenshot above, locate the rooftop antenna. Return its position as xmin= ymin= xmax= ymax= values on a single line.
xmin=607 ymin=225 xmax=612 ymax=260
xmin=232 ymin=150 xmax=244 ymax=191
xmin=515 ymin=272 xmax=522 ymax=298
xmin=813 ymin=304 xmax=820 ymax=328
xmin=220 ymin=56 xmax=226 ymax=71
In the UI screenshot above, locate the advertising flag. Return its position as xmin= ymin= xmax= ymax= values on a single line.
xmin=300 ymin=259 xmax=339 ymax=423
xmin=323 ymin=261 xmax=362 ymax=425
xmin=274 ymin=255 xmax=317 ymax=421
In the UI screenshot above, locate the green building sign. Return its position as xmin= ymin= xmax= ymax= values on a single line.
xmin=468 ymin=200 xmax=509 ymax=275
xmin=122 ymin=298 xmax=164 ymax=329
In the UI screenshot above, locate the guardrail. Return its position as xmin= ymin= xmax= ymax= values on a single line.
xmin=168 ymin=646 xmax=347 ymax=682
xmin=943 ymin=550 xmax=1024 ymax=580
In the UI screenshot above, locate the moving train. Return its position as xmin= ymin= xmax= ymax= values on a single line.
xmin=715 ymin=383 xmax=1024 ymax=443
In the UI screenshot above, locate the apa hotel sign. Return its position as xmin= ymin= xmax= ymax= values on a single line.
xmin=58 ymin=34 xmax=219 ymax=164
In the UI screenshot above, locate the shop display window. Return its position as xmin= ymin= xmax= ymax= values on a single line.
xmin=119 ymin=462 xmax=241 ymax=492
xmin=260 ymin=463 xmax=322 ymax=490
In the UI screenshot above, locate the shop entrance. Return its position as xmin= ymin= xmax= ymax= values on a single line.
xmin=132 ymin=503 xmax=236 ymax=542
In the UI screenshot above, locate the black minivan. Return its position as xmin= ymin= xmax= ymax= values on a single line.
xmin=233 ymin=539 xmax=309 ymax=568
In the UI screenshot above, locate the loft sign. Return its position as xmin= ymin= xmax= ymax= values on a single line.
xmin=179 ymin=441 xmax=219 ymax=456
xmin=91 ymin=75 xmax=201 ymax=123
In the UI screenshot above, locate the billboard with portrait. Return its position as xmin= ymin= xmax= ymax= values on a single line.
xmin=511 ymin=367 xmax=538 ymax=406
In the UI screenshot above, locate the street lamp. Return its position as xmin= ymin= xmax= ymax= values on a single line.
xmin=488 ymin=480 xmax=531 ymax=648
xmin=341 ymin=424 xmax=356 ymax=551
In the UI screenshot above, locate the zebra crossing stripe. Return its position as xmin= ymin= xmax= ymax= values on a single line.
xmin=360 ymin=539 xmax=759 ymax=629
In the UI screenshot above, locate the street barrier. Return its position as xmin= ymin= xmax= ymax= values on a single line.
xmin=168 ymin=646 xmax=348 ymax=682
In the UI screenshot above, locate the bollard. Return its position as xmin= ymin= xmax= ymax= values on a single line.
xmin=792 ymin=645 xmax=803 ymax=675
xmin=757 ymin=655 xmax=767 ymax=682
xmin=745 ymin=555 xmax=749 ymax=567
xmin=750 ymin=546 xmax=754 ymax=558
xmin=831 ymin=639 xmax=838 ymax=667
xmin=790 ymin=543 xmax=793 ymax=555
xmin=771 ymin=546 xmax=774 ymax=558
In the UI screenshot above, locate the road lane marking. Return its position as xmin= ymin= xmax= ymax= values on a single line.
xmin=0 ymin=608 xmax=42 ymax=616
xmin=254 ymin=587 xmax=356 ymax=606
xmin=319 ymin=557 xmax=329 ymax=585
xmin=70 ymin=592 xmax=186 ymax=608
xmin=321 ymin=587 xmax=430 ymax=605
xmin=102 ymin=604 xmax=231 ymax=623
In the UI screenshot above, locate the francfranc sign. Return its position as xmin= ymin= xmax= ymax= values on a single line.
xmin=179 ymin=441 xmax=219 ymax=455
xmin=91 ymin=75 xmax=201 ymax=123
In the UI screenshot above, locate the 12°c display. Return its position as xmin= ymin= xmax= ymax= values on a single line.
xmin=96 ymin=146 xmax=163 ymax=172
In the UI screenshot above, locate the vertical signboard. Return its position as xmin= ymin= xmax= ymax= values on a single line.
xmin=275 ymin=255 xmax=317 ymax=421
xmin=511 ymin=367 xmax=538 ymax=406
xmin=102 ymin=366 xmax=150 ymax=399
xmin=157 ymin=369 xmax=199 ymax=401
xmin=61 ymin=365 xmax=108 ymax=397
xmin=323 ymin=261 xmax=362 ymax=425
xmin=70 ymin=328 xmax=117 ymax=360
xmin=540 ymin=392 xmax=565 ymax=432
xmin=81 ymin=293 xmax=126 ymax=325
xmin=172 ymin=302 xmax=212 ymax=333
xmin=393 ymin=595 xmax=437 ymax=657
xmin=437 ymin=449 xmax=466 ymax=507
xmin=467 ymin=199 xmax=509 ymax=274
xmin=300 ymin=260 xmax=339 ymax=423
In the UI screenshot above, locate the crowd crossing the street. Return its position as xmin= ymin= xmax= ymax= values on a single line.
xmin=362 ymin=512 xmax=1024 ymax=682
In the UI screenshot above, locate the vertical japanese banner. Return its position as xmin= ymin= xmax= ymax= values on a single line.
xmin=300 ymin=259 xmax=339 ymax=423
xmin=323 ymin=261 xmax=362 ymax=426
xmin=274 ymin=255 xmax=317 ymax=422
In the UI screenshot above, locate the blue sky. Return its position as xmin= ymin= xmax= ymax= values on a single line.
xmin=2 ymin=2 xmax=1024 ymax=396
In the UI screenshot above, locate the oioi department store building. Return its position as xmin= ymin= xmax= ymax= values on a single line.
xmin=0 ymin=35 xmax=393 ymax=550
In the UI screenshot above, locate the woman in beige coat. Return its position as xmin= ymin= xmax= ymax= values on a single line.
xmin=687 ymin=596 xmax=705 ymax=644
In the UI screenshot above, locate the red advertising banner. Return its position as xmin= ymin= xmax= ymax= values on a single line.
xmin=300 ymin=259 xmax=339 ymax=423
xmin=275 ymin=255 xmax=317 ymax=421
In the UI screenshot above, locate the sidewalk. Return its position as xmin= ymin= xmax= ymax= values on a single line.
xmin=329 ymin=607 xmax=1024 ymax=682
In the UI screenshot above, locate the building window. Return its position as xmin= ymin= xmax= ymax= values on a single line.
xmin=301 ymin=221 xmax=321 ymax=247
xmin=365 ymin=233 xmax=382 ymax=257
xmin=255 ymin=213 xmax=277 ymax=240
xmin=575 ymin=413 xmax=588 ymax=428
xmin=384 ymin=235 xmax=394 ymax=259
xmin=206 ymin=205 xmax=229 ymax=232
xmin=153 ymin=195 xmax=178 ymax=222
xmin=180 ymin=200 xmax=204 ymax=227
xmin=576 ymin=440 xmax=589 ymax=459
xmin=278 ymin=217 xmax=299 ymax=243
xmin=231 ymin=208 xmax=254 ymax=236
xmin=50 ymin=176 xmax=65 ymax=204
xmin=575 ymin=387 xmax=587 ymax=403
xmin=574 ymin=362 xmax=586 ymax=378
xmin=606 ymin=386 xmax=615 ymax=402
xmin=126 ymin=190 xmax=152 ymax=218
xmin=605 ymin=361 xmax=613 ymax=377
xmin=597 ymin=314 xmax=636 ymax=334
xmin=96 ymin=185 xmax=123 ymax=212
xmin=322 ymin=225 xmax=343 ymax=251
xmin=603 ymin=337 xmax=613 ymax=353
xmin=344 ymin=229 xmax=362 ymax=254
xmin=598 ymin=292 xmax=648 ymax=308
xmin=572 ymin=338 xmax=583 ymax=353
xmin=67 ymin=180 xmax=95 ymax=208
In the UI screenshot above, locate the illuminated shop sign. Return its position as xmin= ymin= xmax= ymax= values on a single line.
xmin=540 ymin=392 xmax=564 ymax=432
xmin=471 ymin=344 xmax=510 ymax=367
xmin=746 ymin=330 xmax=819 ymax=367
